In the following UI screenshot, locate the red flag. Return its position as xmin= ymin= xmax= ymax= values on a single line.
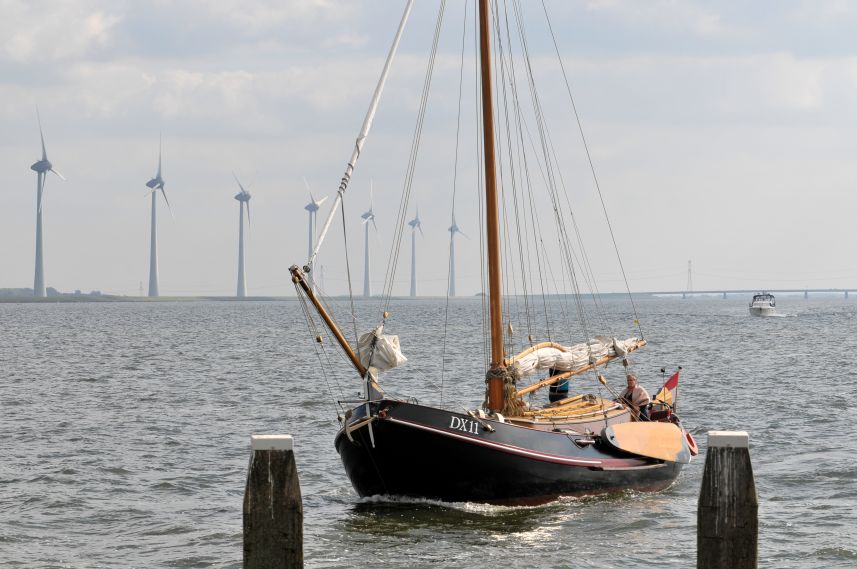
xmin=654 ymin=370 xmax=680 ymax=408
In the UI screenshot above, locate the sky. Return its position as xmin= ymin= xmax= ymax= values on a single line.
xmin=2 ymin=0 xmax=857 ymax=297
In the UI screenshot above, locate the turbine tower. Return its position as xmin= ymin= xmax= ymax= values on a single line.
xmin=448 ymin=213 xmax=464 ymax=297
xmin=30 ymin=112 xmax=64 ymax=297
xmin=233 ymin=174 xmax=252 ymax=298
xmin=360 ymin=188 xmax=377 ymax=298
xmin=303 ymin=180 xmax=327 ymax=289
xmin=145 ymin=138 xmax=171 ymax=297
xmin=408 ymin=207 xmax=422 ymax=297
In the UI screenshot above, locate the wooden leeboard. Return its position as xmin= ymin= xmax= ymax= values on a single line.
xmin=602 ymin=422 xmax=691 ymax=464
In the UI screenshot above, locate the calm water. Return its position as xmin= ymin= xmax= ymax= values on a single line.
xmin=2 ymin=296 xmax=855 ymax=568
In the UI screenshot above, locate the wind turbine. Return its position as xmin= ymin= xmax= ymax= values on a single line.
xmin=233 ymin=174 xmax=252 ymax=298
xmin=30 ymin=111 xmax=64 ymax=297
xmin=145 ymin=137 xmax=171 ymax=297
xmin=303 ymin=178 xmax=327 ymax=289
xmin=360 ymin=184 xmax=377 ymax=298
xmin=448 ymin=213 xmax=465 ymax=297
xmin=408 ymin=207 xmax=423 ymax=297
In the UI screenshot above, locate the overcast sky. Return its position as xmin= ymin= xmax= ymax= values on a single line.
xmin=2 ymin=0 xmax=857 ymax=297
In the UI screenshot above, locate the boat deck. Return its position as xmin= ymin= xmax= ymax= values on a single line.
xmin=508 ymin=394 xmax=628 ymax=429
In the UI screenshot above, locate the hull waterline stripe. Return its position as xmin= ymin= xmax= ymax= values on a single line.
xmin=385 ymin=417 xmax=604 ymax=467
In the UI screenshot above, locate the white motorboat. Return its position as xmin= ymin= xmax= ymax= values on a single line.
xmin=749 ymin=292 xmax=776 ymax=316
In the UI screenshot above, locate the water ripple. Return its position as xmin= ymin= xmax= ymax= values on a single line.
xmin=1 ymin=297 xmax=855 ymax=567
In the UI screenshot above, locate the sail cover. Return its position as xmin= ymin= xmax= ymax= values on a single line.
xmin=357 ymin=325 xmax=407 ymax=371
xmin=510 ymin=337 xmax=640 ymax=378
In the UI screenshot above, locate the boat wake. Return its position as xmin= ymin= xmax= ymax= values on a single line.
xmin=354 ymin=489 xmax=645 ymax=514
xmin=356 ymin=493 xmax=554 ymax=514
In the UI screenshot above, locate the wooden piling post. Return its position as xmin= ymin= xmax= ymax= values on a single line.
xmin=697 ymin=431 xmax=758 ymax=569
xmin=243 ymin=434 xmax=303 ymax=569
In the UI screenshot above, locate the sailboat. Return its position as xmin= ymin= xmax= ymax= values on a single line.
xmin=290 ymin=0 xmax=696 ymax=503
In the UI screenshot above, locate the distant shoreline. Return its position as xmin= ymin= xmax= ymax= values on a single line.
xmin=0 ymin=295 xmax=295 ymax=303
xmin=0 ymin=290 xmax=852 ymax=303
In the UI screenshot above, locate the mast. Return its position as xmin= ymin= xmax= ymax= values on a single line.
xmin=479 ymin=0 xmax=506 ymax=412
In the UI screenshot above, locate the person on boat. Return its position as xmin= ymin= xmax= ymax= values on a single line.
xmin=619 ymin=373 xmax=651 ymax=420
xmin=547 ymin=369 xmax=569 ymax=403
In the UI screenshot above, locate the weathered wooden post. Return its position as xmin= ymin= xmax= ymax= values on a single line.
xmin=698 ymin=431 xmax=758 ymax=569
xmin=243 ymin=434 xmax=303 ymax=569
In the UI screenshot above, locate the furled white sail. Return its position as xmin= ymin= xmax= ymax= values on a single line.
xmin=510 ymin=336 xmax=640 ymax=378
xmin=358 ymin=325 xmax=408 ymax=371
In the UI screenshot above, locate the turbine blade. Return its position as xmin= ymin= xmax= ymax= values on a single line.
xmin=418 ymin=224 xmax=424 ymax=237
xmin=232 ymin=171 xmax=247 ymax=194
xmin=246 ymin=201 xmax=251 ymax=228
xmin=316 ymin=195 xmax=328 ymax=207
xmin=157 ymin=133 xmax=162 ymax=178
xmin=371 ymin=217 xmax=378 ymax=232
xmin=50 ymin=168 xmax=65 ymax=181
xmin=37 ymin=110 xmax=47 ymax=161
xmin=160 ymin=187 xmax=174 ymax=218
xmin=303 ymin=176 xmax=312 ymax=194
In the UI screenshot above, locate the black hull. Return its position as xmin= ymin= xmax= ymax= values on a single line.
xmin=335 ymin=400 xmax=684 ymax=504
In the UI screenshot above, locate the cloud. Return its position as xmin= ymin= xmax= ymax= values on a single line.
xmin=585 ymin=0 xmax=723 ymax=36
xmin=0 ymin=0 xmax=121 ymax=63
xmin=149 ymin=0 xmax=357 ymax=40
xmin=527 ymin=51 xmax=853 ymax=130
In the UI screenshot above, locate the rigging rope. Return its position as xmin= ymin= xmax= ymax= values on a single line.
xmin=490 ymin=0 xmax=522 ymax=359
xmin=492 ymin=0 xmax=531 ymax=359
xmin=509 ymin=0 xmax=590 ymax=344
xmin=380 ymin=0 xmax=447 ymax=314
xmin=295 ymin=281 xmax=345 ymax=423
xmin=340 ymin=198 xmax=360 ymax=353
xmin=493 ymin=0 xmax=576 ymax=348
xmin=498 ymin=0 xmax=557 ymax=345
xmin=487 ymin=0 xmax=644 ymax=397
xmin=475 ymin=6 xmax=489 ymax=376
xmin=540 ymin=0 xmax=644 ymax=339
xmin=441 ymin=0 xmax=471 ymax=406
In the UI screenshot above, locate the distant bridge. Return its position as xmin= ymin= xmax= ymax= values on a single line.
xmin=649 ymin=288 xmax=852 ymax=299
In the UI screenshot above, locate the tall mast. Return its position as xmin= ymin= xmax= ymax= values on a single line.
xmin=479 ymin=0 xmax=505 ymax=411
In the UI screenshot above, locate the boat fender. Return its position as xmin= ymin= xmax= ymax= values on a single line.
xmin=685 ymin=430 xmax=699 ymax=456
